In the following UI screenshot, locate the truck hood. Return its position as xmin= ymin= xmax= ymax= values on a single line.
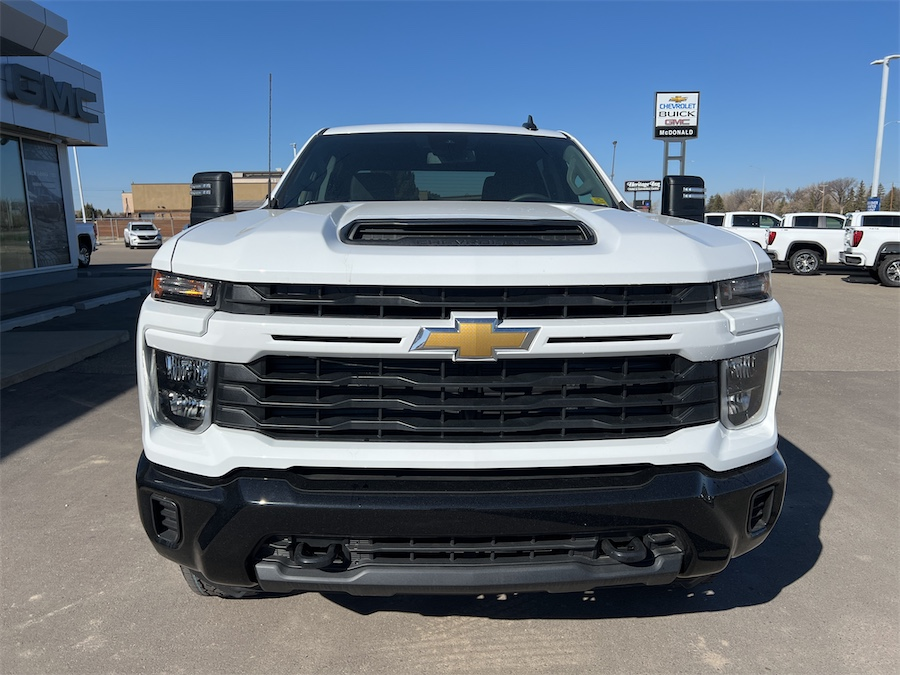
xmin=156 ymin=202 xmax=768 ymax=285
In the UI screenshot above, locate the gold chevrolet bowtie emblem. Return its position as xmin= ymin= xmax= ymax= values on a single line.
xmin=411 ymin=315 xmax=538 ymax=361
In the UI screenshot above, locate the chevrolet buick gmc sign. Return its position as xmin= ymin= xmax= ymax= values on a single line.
xmin=654 ymin=92 xmax=700 ymax=139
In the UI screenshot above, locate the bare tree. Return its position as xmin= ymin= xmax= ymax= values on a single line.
xmin=722 ymin=189 xmax=757 ymax=212
xmin=711 ymin=176 xmax=895 ymax=215
xmin=825 ymin=178 xmax=856 ymax=213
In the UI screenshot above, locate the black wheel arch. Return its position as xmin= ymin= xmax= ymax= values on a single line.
xmin=875 ymin=242 xmax=900 ymax=264
xmin=786 ymin=242 xmax=826 ymax=258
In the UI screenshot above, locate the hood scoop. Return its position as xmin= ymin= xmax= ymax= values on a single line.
xmin=340 ymin=219 xmax=596 ymax=246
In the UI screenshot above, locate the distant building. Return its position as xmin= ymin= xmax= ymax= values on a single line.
xmin=123 ymin=171 xmax=283 ymax=219
xmin=0 ymin=0 xmax=107 ymax=290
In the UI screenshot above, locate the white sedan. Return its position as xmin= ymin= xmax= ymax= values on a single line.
xmin=124 ymin=221 xmax=162 ymax=248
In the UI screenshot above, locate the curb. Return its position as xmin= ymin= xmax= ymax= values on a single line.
xmin=0 ymin=288 xmax=148 ymax=333
xmin=0 ymin=306 xmax=76 ymax=333
xmin=74 ymin=289 xmax=144 ymax=311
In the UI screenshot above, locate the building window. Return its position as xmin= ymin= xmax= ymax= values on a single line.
xmin=0 ymin=134 xmax=71 ymax=273
xmin=0 ymin=135 xmax=34 ymax=272
xmin=23 ymin=138 xmax=69 ymax=267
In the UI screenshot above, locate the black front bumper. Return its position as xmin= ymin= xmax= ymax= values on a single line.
xmin=136 ymin=451 xmax=786 ymax=596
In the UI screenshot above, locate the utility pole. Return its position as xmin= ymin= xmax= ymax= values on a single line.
xmin=870 ymin=55 xmax=900 ymax=199
xmin=73 ymin=146 xmax=87 ymax=222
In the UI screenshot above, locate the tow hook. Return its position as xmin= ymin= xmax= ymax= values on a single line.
xmin=292 ymin=541 xmax=342 ymax=568
xmin=601 ymin=536 xmax=649 ymax=564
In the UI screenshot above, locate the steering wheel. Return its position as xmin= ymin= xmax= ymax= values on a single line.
xmin=510 ymin=193 xmax=549 ymax=202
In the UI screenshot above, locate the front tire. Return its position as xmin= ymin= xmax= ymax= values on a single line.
xmin=877 ymin=255 xmax=900 ymax=287
xmin=789 ymin=249 xmax=821 ymax=275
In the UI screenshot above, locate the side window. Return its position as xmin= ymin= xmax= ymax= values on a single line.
xmin=824 ymin=217 xmax=845 ymax=229
xmin=793 ymin=215 xmax=818 ymax=228
xmin=732 ymin=214 xmax=757 ymax=227
xmin=561 ymin=146 xmax=611 ymax=206
xmin=706 ymin=215 xmax=724 ymax=226
xmin=860 ymin=215 xmax=900 ymax=227
xmin=759 ymin=216 xmax=780 ymax=228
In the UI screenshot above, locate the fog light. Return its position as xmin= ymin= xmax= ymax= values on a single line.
xmin=721 ymin=348 xmax=774 ymax=428
xmin=155 ymin=351 xmax=213 ymax=430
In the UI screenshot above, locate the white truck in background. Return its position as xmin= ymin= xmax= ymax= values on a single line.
xmin=766 ymin=212 xmax=847 ymax=275
xmin=76 ymin=220 xmax=97 ymax=267
xmin=704 ymin=212 xmax=779 ymax=253
xmin=840 ymin=211 xmax=900 ymax=286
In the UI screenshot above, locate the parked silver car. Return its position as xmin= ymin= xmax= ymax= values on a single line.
xmin=124 ymin=221 xmax=162 ymax=249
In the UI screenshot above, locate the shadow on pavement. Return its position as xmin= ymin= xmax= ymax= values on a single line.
xmin=0 ymin=296 xmax=143 ymax=460
xmin=772 ymin=266 xmax=878 ymax=283
xmin=325 ymin=436 xmax=829 ymax=619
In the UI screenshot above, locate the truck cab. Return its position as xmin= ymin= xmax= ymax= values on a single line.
xmin=704 ymin=211 xmax=779 ymax=252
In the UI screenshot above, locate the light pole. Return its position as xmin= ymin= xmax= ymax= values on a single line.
xmin=750 ymin=165 xmax=766 ymax=211
xmin=610 ymin=141 xmax=617 ymax=182
xmin=72 ymin=146 xmax=87 ymax=222
xmin=870 ymin=55 xmax=900 ymax=199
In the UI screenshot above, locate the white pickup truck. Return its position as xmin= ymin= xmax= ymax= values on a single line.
xmin=766 ymin=212 xmax=847 ymax=275
xmin=704 ymin=212 xmax=779 ymax=252
xmin=135 ymin=122 xmax=786 ymax=598
xmin=76 ymin=220 xmax=97 ymax=267
xmin=840 ymin=211 xmax=900 ymax=286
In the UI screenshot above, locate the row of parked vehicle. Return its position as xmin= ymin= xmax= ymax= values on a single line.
xmin=704 ymin=210 xmax=900 ymax=287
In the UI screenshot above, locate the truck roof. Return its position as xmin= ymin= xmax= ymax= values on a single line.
xmin=321 ymin=123 xmax=569 ymax=139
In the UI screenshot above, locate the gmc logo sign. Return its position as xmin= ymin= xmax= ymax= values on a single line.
xmin=4 ymin=64 xmax=99 ymax=123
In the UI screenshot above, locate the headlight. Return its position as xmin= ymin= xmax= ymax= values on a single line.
xmin=154 ymin=350 xmax=213 ymax=431
xmin=721 ymin=347 xmax=775 ymax=429
xmin=717 ymin=272 xmax=771 ymax=309
xmin=152 ymin=271 xmax=217 ymax=306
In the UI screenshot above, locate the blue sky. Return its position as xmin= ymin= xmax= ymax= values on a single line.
xmin=41 ymin=0 xmax=900 ymax=214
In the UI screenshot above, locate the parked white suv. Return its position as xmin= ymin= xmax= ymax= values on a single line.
xmin=124 ymin=221 xmax=162 ymax=249
xmin=840 ymin=211 xmax=900 ymax=286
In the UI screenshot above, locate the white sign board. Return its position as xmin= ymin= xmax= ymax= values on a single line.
xmin=654 ymin=92 xmax=699 ymax=139
xmin=625 ymin=180 xmax=662 ymax=192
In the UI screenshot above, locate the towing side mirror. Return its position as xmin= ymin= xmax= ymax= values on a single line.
xmin=661 ymin=175 xmax=705 ymax=222
xmin=190 ymin=172 xmax=234 ymax=226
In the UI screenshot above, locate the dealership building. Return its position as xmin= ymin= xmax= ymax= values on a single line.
xmin=1 ymin=0 xmax=106 ymax=291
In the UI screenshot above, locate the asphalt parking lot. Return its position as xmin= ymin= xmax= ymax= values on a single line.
xmin=1 ymin=247 xmax=898 ymax=674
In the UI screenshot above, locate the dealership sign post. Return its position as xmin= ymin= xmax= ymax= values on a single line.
xmin=655 ymin=92 xmax=700 ymax=183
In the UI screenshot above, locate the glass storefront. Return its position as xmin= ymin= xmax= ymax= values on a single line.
xmin=0 ymin=134 xmax=70 ymax=273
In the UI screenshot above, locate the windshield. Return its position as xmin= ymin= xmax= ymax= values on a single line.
xmin=132 ymin=224 xmax=155 ymax=231
xmin=274 ymin=132 xmax=617 ymax=209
